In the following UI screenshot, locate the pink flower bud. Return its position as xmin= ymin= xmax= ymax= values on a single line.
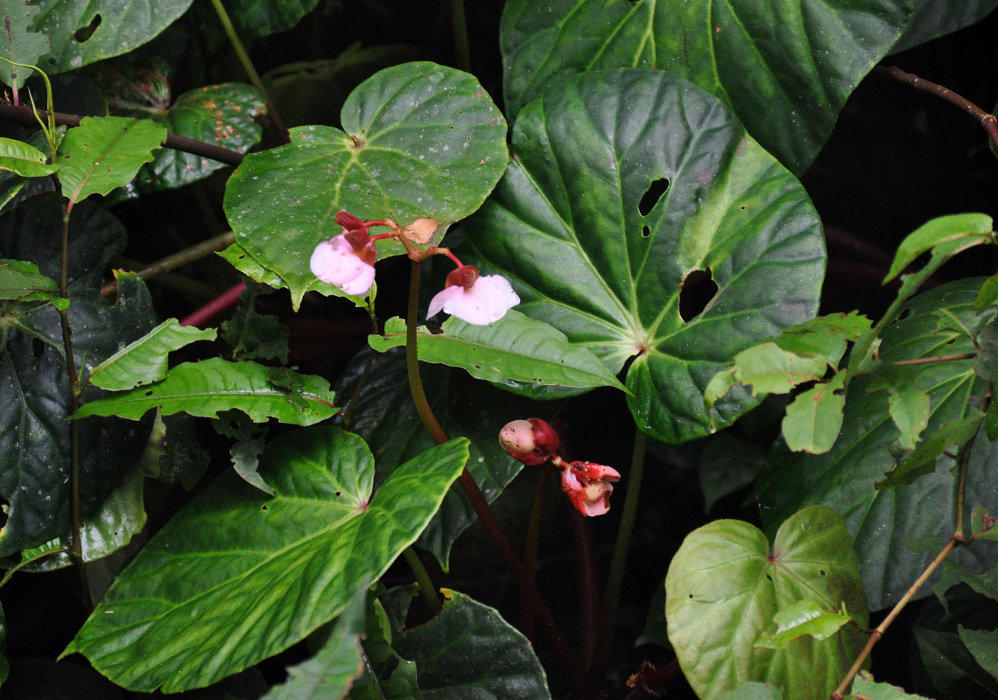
xmin=560 ymin=461 xmax=621 ymax=517
xmin=499 ymin=418 xmax=560 ymax=465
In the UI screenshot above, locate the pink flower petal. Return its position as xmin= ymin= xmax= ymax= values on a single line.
xmin=560 ymin=461 xmax=619 ymax=517
xmin=310 ymin=234 xmax=376 ymax=296
xmin=427 ymin=274 xmax=519 ymax=325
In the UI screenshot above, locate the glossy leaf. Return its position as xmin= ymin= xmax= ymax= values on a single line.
xmin=73 ymin=357 xmax=338 ymax=425
xmin=876 ymin=412 xmax=982 ymax=489
xmin=393 ymin=590 xmax=550 ymax=698
xmin=781 ymin=371 xmax=847 ymax=454
xmin=224 ymin=62 xmax=508 ymax=309
xmin=465 ymin=69 xmax=824 ymax=444
xmin=884 ymin=213 xmax=992 ymax=282
xmin=57 ymin=116 xmax=167 ymax=205
xmin=665 ymin=506 xmax=868 ymax=700
xmin=891 ymin=0 xmax=998 ymax=53
xmin=85 ymin=318 xmax=216 ymax=391
xmin=500 ymin=0 xmax=917 ymax=173
xmin=754 ymin=599 xmax=852 ymax=649
xmin=0 ymin=137 xmax=58 ymax=177
xmin=64 ymin=428 xmax=469 ymax=692
xmin=848 ymin=671 xmax=932 ymax=699
xmin=368 ymin=312 xmax=626 ymax=396
xmin=0 ymin=0 xmax=49 ymax=90
xmin=33 ymin=0 xmax=195 ymax=74
xmin=0 ymin=197 xmax=154 ymax=555
xmin=757 ymin=279 xmax=998 ymax=609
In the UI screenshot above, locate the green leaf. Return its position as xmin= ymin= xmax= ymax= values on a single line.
xmin=221 ymin=0 xmax=321 ymax=39
xmin=85 ymin=318 xmax=216 ymax=391
xmin=780 ymin=369 xmax=848 ymax=454
xmin=73 ymin=357 xmax=338 ymax=425
xmin=665 ymin=506 xmax=868 ymax=700
xmin=705 ymin=343 xmax=827 ymax=408
xmin=914 ymin=624 xmax=998 ymax=697
xmin=464 ymin=70 xmax=824 ymax=444
xmin=500 ymin=0 xmax=917 ymax=174
xmin=884 ymin=213 xmax=993 ymax=282
xmin=847 ymin=670 xmax=933 ymax=699
xmin=754 ymin=599 xmax=852 ymax=649
xmin=717 ymin=683 xmax=783 ymax=700
xmin=891 ymin=0 xmax=998 ymax=53
xmin=224 ymin=61 xmax=508 ymax=309
xmin=757 ymin=279 xmax=997 ymax=609
xmin=63 ymin=428 xmax=469 ymax=693
xmin=933 ymin=558 xmax=998 ymax=610
xmin=368 ymin=312 xmax=626 ymax=395
xmin=868 ymin=365 xmax=931 ymax=450
xmin=698 ymin=435 xmax=767 ymax=513
xmin=876 ymin=412 xmax=982 ymax=489
xmin=973 ymin=317 xmax=998 ymax=382
xmin=775 ymin=312 xmax=873 ymax=366
xmin=0 ymin=258 xmax=61 ymax=301
xmin=0 ymin=137 xmax=58 ymax=177
xmin=974 ymin=273 xmax=998 ymax=311
xmin=0 ymin=0 xmax=49 ymax=90
xmin=137 ymin=83 xmax=265 ymax=192
xmin=57 ymin=116 xmax=167 ymax=205
xmin=959 ymin=626 xmax=998 ymax=683
xmin=393 ymin=590 xmax=551 ymax=698
xmin=33 ymin=0 xmax=195 ymax=74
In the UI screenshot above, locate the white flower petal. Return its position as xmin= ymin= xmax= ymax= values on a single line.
xmin=428 ymin=286 xmax=460 ymax=318
xmin=309 ymin=234 xmax=375 ymax=296
xmin=437 ymin=274 xmax=520 ymax=325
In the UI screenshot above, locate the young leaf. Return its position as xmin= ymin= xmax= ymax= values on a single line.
xmin=464 ymin=69 xmax=825 ymax=444
xmin=85 ymin=318 xmax=216 ymax=391
xmin=665 ymin=505 xmax=868 ymax=700
xmin=974 ymin=272 xmax=998 ymax=311
xmin=63 ymin=428 xmax=469 ymax=693
xmin=775 ymin=312 xmax=872 ymax=365
xmin=704 ymin=342 xmax=827 ymax=408
xmin=72 ymin=357 xmax=338 ymax=425
xmin=781 ymin=371 xmax=847 ymax=454
xmin=57 ymin=116 xmax=167 ymax=206
xmin=868 ymin=365 xmax=931 ymax=450
xmin=368 ymin=312 xmax=627 ymax=395
xmin=876 ymin=412 xmax=982 ymax=489
xmin=884 ymin=213 xmax=993 ymax=283
xmin=0 ymin=258 xmax=61 ymax=301
xmin=847 ymin=670 xmax=933 ymax=700
xmin=0 ymin=138 xmax=58 ymax=177
xmin=754 ymin=599 xmax=852 ymax=649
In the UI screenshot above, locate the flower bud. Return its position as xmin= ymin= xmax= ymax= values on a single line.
xmin=499 ymin=418 xmax=560 ymax=465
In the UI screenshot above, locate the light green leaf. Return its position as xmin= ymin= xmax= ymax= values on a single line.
xmin=63 ymin=428 xmax=469 ymax=693
xmin=781 ymin=371 xmax=847 ymax=454
xmin=705 ymin=343 xmax=827 ymax=408
xmin=717 ymin=683 xmax=783 ymax=700
xmin=72 ymin=358 xmax=338 ymax=425
xmin=974 ymin=273 xmax=998 ymax=311
xmin=223 ymin=61 xmax=508 ymax=309
xmin=0 ymin=258 xmax=60 ymax=301
xmin=57 ymin=116 xmax=167 ymax=205
xmin=848 ymin=670 xmax=933 ymax=699
xmin=0 ymin=0 xmax=49 ymax=90
xmin=368 ymin=312 xmax=626 ymax=396
xmin=884 ymin=213 xmax=993 ymax=283
xmin=754 ymin=600 xmax=852 ymax=649
xmin=464 ymin=69 xmax=824 ymax=444
xmin=85 ymin=318 xmax=216 ymax=391
xmin=665 ymin=505 xmax=868 ymax=700
xmin=0 ymin=137 xmax=57 ymax=177
xmin=868 ymin=366 xmax=930 ymax=450
xmin=775 ymin=312 xmax=872 ymax=366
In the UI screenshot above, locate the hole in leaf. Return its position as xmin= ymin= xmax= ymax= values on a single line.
xmin=820 ymin=569 xmax=827 ymax=576
xmin=765 ymin=574 xmax=773 ymax=581
xmin=74 ymin=14 xmax=102 ymax=43
xmin=638 ymin=177 xmax=670 ymax=216
xmin=261 ymin=504 xmax=268 ymax=511
xmin=144 ymin=390 xmax=154 ymax=397
xmin=678 ymin=268 xmax=718 ymax=321
xmin=641 ymin=225 xmax=651 ymax=238
xmin=31 ymin=338 xmax=44 ymax=358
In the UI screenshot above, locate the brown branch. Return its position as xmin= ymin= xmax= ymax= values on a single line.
xmin=100 ymin=232 xmax=235 ymax=297
xmin=0 ymin=102 xmax=246 ymax=166
xmin=893 ymin=352 xmax=976 ymax=366
xmin=876 ymin=65 xmax=998 ymax=151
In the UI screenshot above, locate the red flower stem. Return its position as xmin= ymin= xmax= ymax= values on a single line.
xmin=404 ymin=260 xmax=578 ymax=690
xmin=180 ymin=281 xmax=246 ymax=327
xmin=520 ymin=464 xmax=555 ymax=639
xmin=571 ymin=508 xmax=599 ymax=674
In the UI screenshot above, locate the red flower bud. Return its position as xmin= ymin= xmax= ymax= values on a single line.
xmin=499 ymin=418 xmax=560 ymax=465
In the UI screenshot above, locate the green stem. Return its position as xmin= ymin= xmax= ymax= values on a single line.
xmin=451 ymin=0 xmax=472 ymax=72
xmin=99 ymin=232 xmax=235 ymax=297
xmin=208 ymin=0 xmax=290 ymax=144
xmin=402 ymin=547 xmax=442 ymax=616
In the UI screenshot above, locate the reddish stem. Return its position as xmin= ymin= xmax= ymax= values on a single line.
xmin=180 ymin=282 xmax=246 ymax=327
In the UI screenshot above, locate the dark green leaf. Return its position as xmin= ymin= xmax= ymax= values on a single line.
xmin=876 ymin=412 xmax=982 ymax=489
xmin=958 ymin=626 xmax=998 ymax=683
xmin=393 ymin=590 xmax=550 ymax=698
xmin=140 ymin=413 xmax=209 ymax=489
xmin=698 ymin=434 xmax=767 ymax=513
xmin=64 ymin=428 xmax=469 ymax=692
xmin=0 ymin=138 xmax=58 ymax=177
xmin=72 ymin=357 xmax=338 ymax=425
xmin=665 ymin=506 xmax=868 ymax=700
xmin=500 ymin=0 xmax=917 ymax=173
xmin=464 ymin=69 xmax=824 ymax=444
xmin=974 ymin=317 xmax=998 ymax=382
xmin=220 ymin=285 xmax=290 ymax=363
xmin=222 ymin=0 xmax=320 ymax=39
xmin=34 ymin=0 xmax=195 ymax=74
xmin=914 ymin=625 xmax=998 ymax=697
xmin=368 ymin=312 xmax=626 ymax=395
xmin=224 ymin=62 xmax=508 ymax=309
xmin=891 ymin=0 xmax=998 ymax=53
xmin=0 ymin=0 xmax=49 ymax=90
xmin=971 ymin=504 xmax=998 ymax=541
xmin=57 ymin=116 xmax=167 ymax=204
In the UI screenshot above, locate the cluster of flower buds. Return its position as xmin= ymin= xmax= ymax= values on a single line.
xmin=499 ymin=418 xmax=621 ymax=517
xmin=310 ymin=210 xmax=519 ymax=326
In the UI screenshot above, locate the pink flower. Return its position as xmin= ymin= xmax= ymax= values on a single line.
xmin=427 ymin=265 xmax=520 ymax=325
xmin=560 ymin=461 xmax=621 ymax=517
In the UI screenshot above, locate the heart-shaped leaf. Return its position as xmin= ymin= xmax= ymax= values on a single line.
xmin=463 ymin=69 xmax=824 ymax=444
xmin=223 ymin=61 xmax=508 ymax=309
xmin=500 ymin=0 xmax=917 ymax=173
xmin=63 ymin=428 xmax=469 ymax=692
xmin=665 ymin=505 xmax=868 ymax=700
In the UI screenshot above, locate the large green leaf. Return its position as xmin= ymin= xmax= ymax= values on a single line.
xmin=33 ymin=0 xmax=194 ymax=74
xmin=368 ymin=312 xmax=626 ymax=396
xmin=223 ymin=61 xmax=508 ymax=309
xmin=500 ymin=0 xmax=917 ymax=174
xmin=73 ymin=357 xmax=338 ymax=425
xmin=393 ymin=590 xmax=551 ymax=698
xmin=222 ymin=0 xmax=321 ymax=39
xmin=891 ymin=0 xmax=998 ymax=53
xmin=463 ymin=69 xmax=824 ymax=444
xmin=0 ymin=196 xmax=154 ymax=555
xmin=64 ymin=428 xmax=469 ymax=693
xmin=757 ymin=279 xmax=998 ymax=609
xmin=665 ymin=506 xmax=868 ymax=700
xmin=0 ymin=0 xmax=49 ymax=91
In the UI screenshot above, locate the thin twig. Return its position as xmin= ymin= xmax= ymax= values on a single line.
xmin=100 ymin=232 xmax=236 ymax=297
xmin=179 ymin=281 xmax=246 ymax=327
xmin=893 ymin=352 xmax=975 ymax=366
